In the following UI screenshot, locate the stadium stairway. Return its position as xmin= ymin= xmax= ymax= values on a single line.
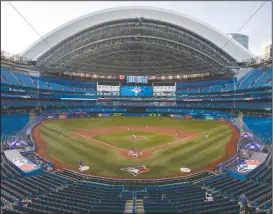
xmin=135 ymin=199 xmax=144 ymax=213
xmin=124 ymin=200 xmax=134 ymax=214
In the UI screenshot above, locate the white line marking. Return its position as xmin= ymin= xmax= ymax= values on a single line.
xmin=141 ymin=125 xmax=227 ymax=153
xmin=47 ymin=123 xmax=227 ymax=154
xmin=47 ymin=124 xmax=128 ymax=152
xmin=72 ymin=131 xmax=128 ymax=152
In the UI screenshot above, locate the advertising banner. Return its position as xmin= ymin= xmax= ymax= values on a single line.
xmin=1 ymin=86 xmax=26 ymax=93
xmin=149 ymin=76 xmax=156 ymax=80
xmin=124 ymin=113 xmax=149 ymax=117
xmin=149 ymin=113 xmax=161 ymax=117
xmin=236 ymin=159 xmax=261 ymax=173
xmin=59 ymin=115 xmax=67 ymax=119
xmin=117 ymin=75 xmax=126 ymax=80
xmin=98 ymin=113 xmax=112 ymax=117
xmin=204 ymin=116 xmax=214 ymax=120
xmin=184 ymin=115 xmax=192 ymax=119
xmin=113 ymin=113 xmax=123 ymax=116
xmin=120 ymin=86 xmax=153 ymax=97
xmin=170 ymin=114 xmax=184 ymax=118
xmin=44 ymin=115 xmax=58 ymax=119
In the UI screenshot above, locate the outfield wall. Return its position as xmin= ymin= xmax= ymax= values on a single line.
xmin=41 ymin=110 xmax=232 ymax=121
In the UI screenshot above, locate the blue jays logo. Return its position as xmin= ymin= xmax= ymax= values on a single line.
xmin=131 ymin=87 xmax=142 ymax=96
xmin=237 ymin=160 xmax=261 ymax=172
xmin=120 ymin=166 xmax=149 ymax=176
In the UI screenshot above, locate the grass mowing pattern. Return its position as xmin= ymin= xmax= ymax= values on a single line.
xmin=94 ymin=130 xmax=177 ymax=150
xmin=40 ymin=117 xmax=232 ymax=177
xmin=44 ymin=117 xmax=224 ymax=131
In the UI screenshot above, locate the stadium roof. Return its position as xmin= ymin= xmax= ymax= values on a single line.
xmin=22 ymin=6 xmax=254 ymax=76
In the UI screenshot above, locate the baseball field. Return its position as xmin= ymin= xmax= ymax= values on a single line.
xmin=33 ymin=117 xmax=239 ymax=178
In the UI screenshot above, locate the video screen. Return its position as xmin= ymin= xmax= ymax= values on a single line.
xmin=120 ymin=86 xmax=153 ymax=97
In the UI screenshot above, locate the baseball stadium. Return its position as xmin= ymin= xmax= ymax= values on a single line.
xmin=1 ymin=5 xmax=272 ymax=214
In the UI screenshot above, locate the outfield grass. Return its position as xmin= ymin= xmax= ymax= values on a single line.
xmin=44 ymin=117 xmax=224 ymax=131
xmin=40 ymin=117 xmax=233 ymax=177
xmin=94 ymin=130 xmax=177 ymax=150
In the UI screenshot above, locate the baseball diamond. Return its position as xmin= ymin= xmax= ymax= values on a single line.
xmin=32 ymin=117 xmax=239 ymax=178
xmin=1 ymin=4 xmax=271 ymax=214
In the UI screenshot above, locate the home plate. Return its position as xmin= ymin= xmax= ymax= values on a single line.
xmin=79 ymin=166 xmax=89 ymax=171
xmin=180 ymin=168 xmax=191 ymax=172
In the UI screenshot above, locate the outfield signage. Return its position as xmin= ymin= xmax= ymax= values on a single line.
xmin=204 ymin=116 xmax=214 ymax=120
xmin=59 ymin=115 xmax=67 ymax=119
xmin=113 ymin=113 xmax=123 ymax=116
xmin=184 ymin=115 xmax=192 ymax=119
xmin=183 ymin=99 xmax=202 ymax=102
xmin=149 ymin=113 xmax=161 ymax=117
xmin=170 ymin=114 xmax=184 ymax=118
xmin=98 ymin=113 xmax=112 ymax=117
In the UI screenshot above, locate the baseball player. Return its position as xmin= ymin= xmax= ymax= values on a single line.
xmin=79 ymin=161 xmax=83 ymax=171
xmin=205 ymin=132 xmax=208 ymax=139
xmin=60 ymin=132 xmax=63 ymax=137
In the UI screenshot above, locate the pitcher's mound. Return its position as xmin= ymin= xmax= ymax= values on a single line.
xmin=129 ymin=135 xmax=146 ymax=140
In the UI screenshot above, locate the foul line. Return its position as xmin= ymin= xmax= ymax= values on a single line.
xmin=47 ymin=124 xmax=128 ymax=152
xmin=141 ymin=125 xmax=228 ymax=153
xmin=72 ymin=132 xmax=128 ymax=152
xmin=47 ymin=124 xmax=227 ymax=154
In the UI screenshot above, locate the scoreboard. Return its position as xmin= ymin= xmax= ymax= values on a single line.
xmin=126 ymin=76 xmax=148 ymax=83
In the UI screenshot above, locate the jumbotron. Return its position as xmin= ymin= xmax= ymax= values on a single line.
xmin=1 ymin=7 xmax=272 ymax=214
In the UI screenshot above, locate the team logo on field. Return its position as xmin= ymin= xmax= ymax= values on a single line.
xmin=237 ymin=160 xmax=261 ymax=172
xmin=120 ymin=166 xmax=149 ymax=176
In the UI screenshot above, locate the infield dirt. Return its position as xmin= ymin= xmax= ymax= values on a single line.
xmin=32 ymin=121 xmax=239 ymax=178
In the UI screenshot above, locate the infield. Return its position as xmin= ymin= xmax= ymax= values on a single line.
xmin=33 ymin=117 xmax=239 ymax=178
xmin=94 ymin=130 xmax=177 ymax=150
